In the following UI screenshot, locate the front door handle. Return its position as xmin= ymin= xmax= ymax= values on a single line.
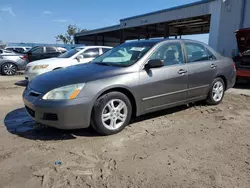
xmin=178 ymin=69 xmax=187 ymax=74
xmin=211 ymin=64 xmax=217 ymax=69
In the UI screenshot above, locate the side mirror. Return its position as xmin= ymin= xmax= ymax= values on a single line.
xmin=76 ymin=55 xmax=84 ymax=61
xmin=145 ymin=59 xmax=164 ymax=69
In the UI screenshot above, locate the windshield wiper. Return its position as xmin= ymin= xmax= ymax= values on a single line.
xmin=94 ymin=62 xmax=111 ymax=66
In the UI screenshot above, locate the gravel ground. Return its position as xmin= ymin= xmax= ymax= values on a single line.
xmin=0 ymin=75 xmax=250 ymax=188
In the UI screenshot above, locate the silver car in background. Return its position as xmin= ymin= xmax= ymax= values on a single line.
xmin=4 ymin=46 xmax=32 ymax=53
xmin=0 ymin=50 xmax=29 ymax=75
xmin=23 ymin=39 xmax=236 ymax=135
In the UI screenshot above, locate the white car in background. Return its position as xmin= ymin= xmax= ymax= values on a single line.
xmin=5 ymin=46 xmax=32 ymax=53
xmin=25 ymin=46 xmax=112 ymax=81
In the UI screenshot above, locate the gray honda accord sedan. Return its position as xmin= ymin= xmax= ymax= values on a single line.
xmin=23 ymin=39 xmax=236 ymax=135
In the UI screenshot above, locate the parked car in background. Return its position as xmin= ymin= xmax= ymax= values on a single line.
xmin=24 ymin=46 xmax=112 ymax=81
xmin=23 ymin=39 xmax=236 ymax=135
xmin=233 ymin=28 xmax=250 ymax=81
xmin=0 ymin=56 xmax=28 ymax=75
xmin=24 ymin=46 xmax=67 ymax=62
xmin=0 ymin=49 xmax=17 ymax=55
xmin=5 ymin=46 xmax=31 ymax=53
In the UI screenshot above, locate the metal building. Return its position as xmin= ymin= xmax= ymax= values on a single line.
xmin=75 ymin=0 xmax=249 ymax=57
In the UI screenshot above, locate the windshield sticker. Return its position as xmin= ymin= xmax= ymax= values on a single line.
xmin=130 ymin=47 xmax=145 ymax=51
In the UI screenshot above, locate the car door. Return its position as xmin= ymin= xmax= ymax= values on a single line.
xmin=80 ymin=48 xmax=100 ymax=63
xmin=184 ymin=42 xmax=218 ymax=100
xmin=45 ymin=47 xmax=61 ymax=59
xmin=139 ymin=42 xmax=188 ymax=113
xmin=27 ymin=47 xmax=44 ymax=62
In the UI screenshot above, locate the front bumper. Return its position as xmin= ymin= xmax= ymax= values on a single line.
xmin=24 ymin=68 xmax=49 ymax=81
xmin=22 ymin=88 xmax=93 ymax=129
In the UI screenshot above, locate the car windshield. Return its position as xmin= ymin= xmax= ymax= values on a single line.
xmin=58 ymin=48 xmax=84 ymax=58
xmin=92 ymin=41 xmax=156 ymax=67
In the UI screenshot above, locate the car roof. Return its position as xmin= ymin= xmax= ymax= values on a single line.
xmin=125 ymin=38 xmax=207 ymax=45
xmin=83 ymin=46 xmax=112 ymax=48
xmin=5 ymin=46 xmax=31 ymax=48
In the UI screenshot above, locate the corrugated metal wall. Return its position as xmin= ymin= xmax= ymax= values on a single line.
xmin=243 ymin=0 xmax=250 ymax=28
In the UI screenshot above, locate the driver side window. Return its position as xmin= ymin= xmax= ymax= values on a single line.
xmin=31 ymin=47 xmax=43 ymax=53
xmin=149 ymin=43 xmax=184 ymax=66
xmin=81 ymin=48 xmax=99 ymax=58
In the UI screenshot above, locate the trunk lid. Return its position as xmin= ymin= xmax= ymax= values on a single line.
xmin=235 ymin=28 xmax=250 ymax=66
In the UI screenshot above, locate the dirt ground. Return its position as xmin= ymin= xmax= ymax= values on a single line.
xmin=0 ymin=75 xmax=250 ymax=188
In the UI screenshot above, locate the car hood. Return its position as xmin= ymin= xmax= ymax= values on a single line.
xmin=29 ymin=63 xmax=129 ymax=93
xmin=28 ymin=58 xmax=71 ymax=67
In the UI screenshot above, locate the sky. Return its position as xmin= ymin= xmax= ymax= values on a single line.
xmin=0 ymin=0 xmax=209 ymax=44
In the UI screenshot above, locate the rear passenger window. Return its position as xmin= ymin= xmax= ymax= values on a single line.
xmin=149 ymin=43 xmax=184 ymax=66
xmin=185 ymin=43 xmax=216 ymax=63
xmin=46 ymin=47 xmax=57 ymax=53
xmin=15 ymin=48 xmax=25 ymax=52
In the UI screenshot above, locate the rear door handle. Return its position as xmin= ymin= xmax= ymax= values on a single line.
xmin=178 ymin=69 xmax=187 ymax=74
xmin=211 ymin=64 xmax=217 ymax=68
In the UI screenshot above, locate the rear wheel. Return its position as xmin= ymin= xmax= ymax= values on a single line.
xmin=91 ymin=92 xmax=132 ymax=135
xmin=1 ymin=62 xmax=17 ymax=76
xmin=206 ymin=77 xmax=225 ymax=105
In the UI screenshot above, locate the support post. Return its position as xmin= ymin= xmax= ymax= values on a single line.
xmin=120 ymin=30 xmax=124 ymax=43
xmin=164 ymin=23 xmax=169 ymax=39
xmin=94 ymin=35 xmax=97 ymax=45
xmin=145 ymin=26 xmax=149 ymax=40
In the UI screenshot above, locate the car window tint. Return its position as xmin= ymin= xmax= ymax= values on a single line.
xmin=102 ymin=48 xmax=110 ymax=53
xmin=206 ymin=49 xmax=217 ymax=60
xmin=6 ymin=48 xmax=13 ymax=51
xmin=82 ymin=48 xmax=99 ymax=58
xmin=185 ymin=43 xmax=214 ymax=63
xmin=149 ymin=42 xmax=184 ymax=66
xmin=46 ymin=47 xmax=57 ymax=53
xmin=31 ymin=47 xmax=43 ymax=53
xmin=15 ymin=48 xmax=25 ymax=52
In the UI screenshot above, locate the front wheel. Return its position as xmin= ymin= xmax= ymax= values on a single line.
xmin=206 ymin=77 xmax=225 ymax=105
xmin=91 ymin=92 xmax=132 ymax=135
xmin=1 ymin=62 xmax=17 ymax=76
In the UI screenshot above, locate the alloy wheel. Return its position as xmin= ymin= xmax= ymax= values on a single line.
xmin=212 ymin=81 xmax=224 ymax=102
xmin=2 ymin=63 xmax=17 ymax=75
xmin=101 ymin=99 xmax=128 ymax=130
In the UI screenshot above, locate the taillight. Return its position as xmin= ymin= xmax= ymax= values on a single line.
xmin=233 ymin=62 xmax=236 ymax=71
xmin=21 ymin=55 xmax=28 ymax=61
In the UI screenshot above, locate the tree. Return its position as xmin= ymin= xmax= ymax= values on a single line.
xmin=56 ymin=25 xmax=87 ymax=44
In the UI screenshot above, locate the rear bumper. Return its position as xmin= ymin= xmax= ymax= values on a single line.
xmin=237 ymin=69 xmax=250 ymax=79
xmin=22 ymin=88 xmax=93 ymax=129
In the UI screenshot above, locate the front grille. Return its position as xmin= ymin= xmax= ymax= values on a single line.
xmin=43 ymin=113 xmax=58 ymax=121
xmin=25 ymin=106 xmax=35 ymax=118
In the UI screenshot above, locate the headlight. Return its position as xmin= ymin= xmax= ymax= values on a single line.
xmin=33 ymin=65 xmax=49 ymax=70
xmin=42 ymin=83 xmax=85 ymax=100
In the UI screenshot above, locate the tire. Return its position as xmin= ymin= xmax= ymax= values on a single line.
xmin=91 ymin=92 xmax=132 ymax=135
xmin=206 ymin=77 xmax=225 ymax=105
xmin=1 ymin=62 xmax=17 ymax=76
